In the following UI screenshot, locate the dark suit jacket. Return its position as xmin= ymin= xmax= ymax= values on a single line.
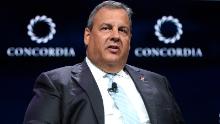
xmin=24 ymin=60 xmax=184 ymax=124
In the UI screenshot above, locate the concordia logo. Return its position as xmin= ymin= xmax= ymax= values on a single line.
xmin=7 ymin=15 xmax=75 ymax=57
xmin=135 ymin=15 xmax=203 ymax=58
xmin=154 ymin=16 xmax=183 ymax=44
xmin=27 ymin=15 xmax=56 ymax=44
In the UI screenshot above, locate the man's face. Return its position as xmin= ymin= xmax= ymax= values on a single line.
xmin=84 ymin=7 xmax=131 ymax=72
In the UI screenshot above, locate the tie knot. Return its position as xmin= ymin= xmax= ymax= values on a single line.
xmin=104 ymin=73 xmax=116 ymax=81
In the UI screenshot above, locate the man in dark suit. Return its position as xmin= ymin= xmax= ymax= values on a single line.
xmin=24 ymin=1 xmax=184 ymax=124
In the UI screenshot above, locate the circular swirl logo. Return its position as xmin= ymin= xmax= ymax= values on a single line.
xmin=154 ymin=16 xmax=183 ymax=44
xmin=27 ymin=15 xmax=56 ymax=44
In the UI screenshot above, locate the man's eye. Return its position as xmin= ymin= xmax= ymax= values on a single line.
xmin=101 ymin=27 xmax=110 ymax=30
xmin=119 ymin=28 xmax=128 ymax=34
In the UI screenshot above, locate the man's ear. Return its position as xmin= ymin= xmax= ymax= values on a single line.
xmin=84 ymin=27 xmax=91 ymax=46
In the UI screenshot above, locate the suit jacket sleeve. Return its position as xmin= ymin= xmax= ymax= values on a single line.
xmin=23 ymin=72 xmax=61 ymax=124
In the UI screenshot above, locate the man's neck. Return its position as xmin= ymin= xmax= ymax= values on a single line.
xmin=86 ymin=57 xmax=124 ymax=73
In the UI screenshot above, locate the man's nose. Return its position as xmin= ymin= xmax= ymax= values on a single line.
xmin=110 ymin=28 xmax=120 ymax=42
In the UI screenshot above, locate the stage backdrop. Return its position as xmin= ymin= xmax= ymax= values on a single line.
xmin=0 ymin=0 xmax=220 ymax=123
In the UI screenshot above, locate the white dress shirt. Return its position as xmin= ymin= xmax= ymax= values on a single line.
xmin=86 ymin=57 xmax=150 ymax=124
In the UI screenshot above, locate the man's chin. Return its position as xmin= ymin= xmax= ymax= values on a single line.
xmin=105 ymin=59 xmax=124 ymax=68
xmin=105 ymin=56 xmax=120 ymax=63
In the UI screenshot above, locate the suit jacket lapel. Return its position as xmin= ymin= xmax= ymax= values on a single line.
xmin=125 ymin=65 xmax=159 ymax=124
xmin=71 ymin=60 xmax=104 ymax=124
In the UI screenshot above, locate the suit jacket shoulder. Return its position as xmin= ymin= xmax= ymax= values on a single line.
xmin=126 ymin=64 xmax=165 ymax=78
xmin=39 ymin=64 xmax=80 ymax=83
xmin=24 ymin=62 xmax=103 ymax=124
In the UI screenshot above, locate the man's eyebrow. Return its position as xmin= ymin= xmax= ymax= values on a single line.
xmin=119 ymin=26 xmax=129 ymax=29
xmin=119 ymin=26 xmax=130 ymax=31
xmin=100 ymin=23 xmax=112 ymax=27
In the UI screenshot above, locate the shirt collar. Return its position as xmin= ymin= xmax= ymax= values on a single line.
xmin=117 ymin=69 xmax=129 ymax=79
xmin=86 ymin=57 xmax=106 ymax=78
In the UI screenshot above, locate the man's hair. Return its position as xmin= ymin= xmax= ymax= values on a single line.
xmin=87 ymin=0 xmax=133 ymax=30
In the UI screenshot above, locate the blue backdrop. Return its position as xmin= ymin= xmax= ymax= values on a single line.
xmin=0 ymin=0 xmax=220 ymax=123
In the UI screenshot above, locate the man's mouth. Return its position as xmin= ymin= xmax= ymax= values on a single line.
xmin=107 ymin=45 xmax=120 ymax=53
